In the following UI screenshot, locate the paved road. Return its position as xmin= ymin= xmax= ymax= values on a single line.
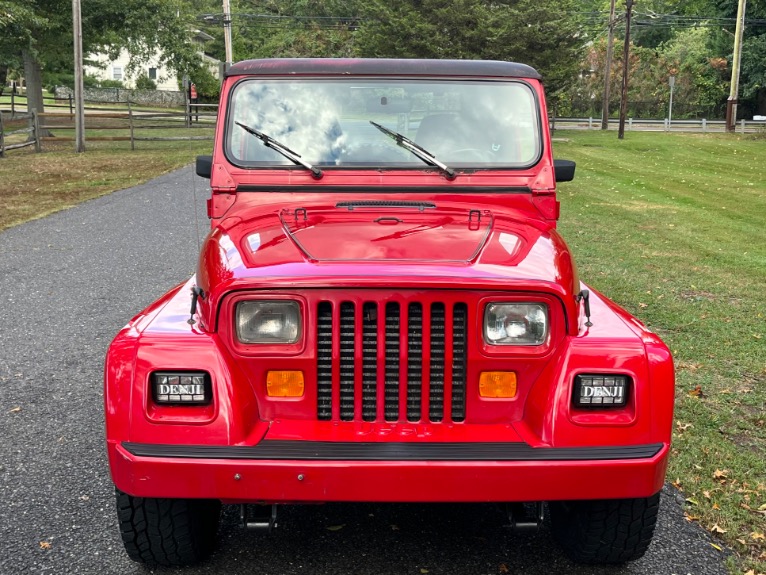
xmin=0 ymin=168 xmax=728 ymax=574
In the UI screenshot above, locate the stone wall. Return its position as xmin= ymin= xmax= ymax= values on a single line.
xmin=55 ymin=86 xmax=185 ymax=108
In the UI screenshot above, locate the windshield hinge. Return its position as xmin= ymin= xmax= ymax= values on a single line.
xmin=576 ymin=289 xmax=593 ymax=327
xmin=188 ymin=286 xmax=205 ymax=326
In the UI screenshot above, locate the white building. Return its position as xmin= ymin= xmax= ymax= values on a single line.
xmin=85 ymin=31 xmax=220 ymax=91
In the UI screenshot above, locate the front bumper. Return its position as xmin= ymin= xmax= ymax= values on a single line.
xmin=109 ymin=440 xmax=669 ymax=503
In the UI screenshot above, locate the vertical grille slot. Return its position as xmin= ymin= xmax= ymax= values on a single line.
xmin=339 ymin=302 xmax=355 ymax=421
xmin=316 ymin=302 xmax=333 ymax=420
xmin=429 ymin=303 xmax=446 ymax=422
xmin=362 ymin=302 xmax=378 ymax=422
xmin=407 ymin=303 xmax=423 ymax=421
xmin=384 ymin=302 xmax=400 ymax=422
xmin=451 ymin=303 xmax=468 ymax=422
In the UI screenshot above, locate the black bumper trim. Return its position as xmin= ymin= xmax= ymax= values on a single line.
xmin=122 ymin=440 xmax=664 ymax=462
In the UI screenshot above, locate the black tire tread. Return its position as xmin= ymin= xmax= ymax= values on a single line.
xmin=116 ymin=489 xmax=220 ymax=567
xmin=550 ymin=492 xmax=661 ymax=564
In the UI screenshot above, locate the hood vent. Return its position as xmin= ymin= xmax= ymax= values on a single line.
xmin=336 ymin=201 xmax=436 ymax=211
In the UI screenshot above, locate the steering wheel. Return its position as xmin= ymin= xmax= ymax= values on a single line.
xmin=447 ymin=148 xmax=496 ymax=162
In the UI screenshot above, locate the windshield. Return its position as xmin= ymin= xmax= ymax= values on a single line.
xmin=226 ymin=78 xmax=541 ymax=169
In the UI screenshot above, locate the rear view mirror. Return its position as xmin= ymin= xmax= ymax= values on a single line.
xmin=196 ymin=155 xmax=213 ymax=179
xmin=554 ymin=159 xmax=576 ymax=183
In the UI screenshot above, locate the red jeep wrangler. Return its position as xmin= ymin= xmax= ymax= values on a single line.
xmin=105 ymin=59 xmax=674 ymax=567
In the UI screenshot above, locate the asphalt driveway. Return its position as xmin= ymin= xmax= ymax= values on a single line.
xmin=0 ymin=167 xmax=728 ymax=574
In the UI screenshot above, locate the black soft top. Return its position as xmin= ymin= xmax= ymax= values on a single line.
xmin=225 ymin=58 xmax=541 ymax=80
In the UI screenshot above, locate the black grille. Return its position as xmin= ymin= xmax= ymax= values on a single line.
xmin=316 ymin=302 xmax=333 ymax=420
xmin=316 ymin=299 xmax=468 ymax=423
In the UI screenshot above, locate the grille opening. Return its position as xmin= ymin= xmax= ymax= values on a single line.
xmin=451 ymin=303 xmax=468 ymax=422
xmin=361 ymin=302 xmax=378 ymax=422
xmin=339 ymin=302 xmax=355 ymax=421
xmin=384 ymin=302 xmax=400 ymax=422
xmin=316 ymin=302 xmax=333 ymax=420
xmin=407 ymin=303 xmax=423 ymax=421
xmin=429 ymin=303 xmax=446 ymax=422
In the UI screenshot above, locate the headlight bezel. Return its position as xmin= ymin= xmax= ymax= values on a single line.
xmin=236 ymin=299 xmax=303 ymax=344
xmin=225 ymin=294 xmax=308 ymax=356
xmin=483 ymin=301 xmax=550 ymax=346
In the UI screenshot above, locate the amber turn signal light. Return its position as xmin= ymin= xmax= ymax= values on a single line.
xmin=266 ymin=371 xmax=305 ymax=397
xmin=479 ymin=371 xmax=517 ymax=398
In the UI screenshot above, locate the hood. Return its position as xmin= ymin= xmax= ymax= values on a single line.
xmin=280 ymin=203 xmax=491 ymax=263
xmin=196 ymin=199 xmax=580 ymax=333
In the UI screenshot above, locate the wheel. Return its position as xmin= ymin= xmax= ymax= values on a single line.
xmin=549 ymin=492 xmax=660 ymax=564
xmin=116 ymin=489 xmax=221 ymax=567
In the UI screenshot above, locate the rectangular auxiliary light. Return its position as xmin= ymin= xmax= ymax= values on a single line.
xmin=574 ymin=374 xmax=629 ymax=407
xmin=153 ymin=372 xmax=210 ymax=405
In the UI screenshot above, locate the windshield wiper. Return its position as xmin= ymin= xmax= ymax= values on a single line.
xmin=369 ymin=121 xmax=456 ymax=180
xmin=235 ymin=121 xmax=322 ymax=179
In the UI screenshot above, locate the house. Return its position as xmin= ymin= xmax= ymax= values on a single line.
xmin=84 ymin=30 xmax=220 ymax=91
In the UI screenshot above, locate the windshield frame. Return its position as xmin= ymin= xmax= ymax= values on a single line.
xmin=223 ymin=75 xmax=545 ymax=173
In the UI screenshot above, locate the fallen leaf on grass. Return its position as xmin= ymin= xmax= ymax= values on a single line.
xmin=685 ymin=497 xmax=699 ymax=506
xmin=703 ymin=491 xmax=712 ymax=499
xmin=676 ymin=421 xmax=693 ymax=432
xmin=713 ymin=469 xmax=729 ymax=482
xmin=751 ymin=532 xmax=765 ymax=541
xmin=738 ymin=538 xmax=748 ymax=546
xmin=710 ymin=524 xmax=726 ymax=534
xmin=684 ymin=512 xmax=700 ymax=522
xmin=326 ymin=524 xmax=345 ymax=532
xmin=758 ymin=504 xmax=766 ymax=511
xmin=9 ymin=407 xmax=21 ymax=413
xmin=39 ymin=541 xmax=51 ymax=550
xmin=672 ymin=478 xmax=683 ymax=490
xmin=688 ymin=385 xmax=705 ymax=398
xmin=712 ymin=502 xmax=720 ymax=510
xmin=638 ymin=302 xmax=648 ymax=309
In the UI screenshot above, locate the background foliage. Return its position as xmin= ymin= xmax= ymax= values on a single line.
xmin=2 ymin=0 xmax=765 ymax=117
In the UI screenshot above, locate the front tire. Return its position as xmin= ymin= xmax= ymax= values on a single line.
xmin=549 ymin=492 xmax=661 ymax=564
xmin=116 ymin=489 xmax=221 ymax=567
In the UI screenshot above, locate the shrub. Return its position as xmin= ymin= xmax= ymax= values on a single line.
xmin=135 ymin=75 xmax=157 ymax=90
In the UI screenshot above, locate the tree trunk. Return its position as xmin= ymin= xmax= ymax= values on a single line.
xmin=0 ymin=65 xmax=7 ymax=98
xmin=22 ymin=49 xmax=53 ymax=137
xmin=758 ymin=87 xmax=766 ymax=116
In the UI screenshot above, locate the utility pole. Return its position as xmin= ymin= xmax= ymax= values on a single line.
xmin=601 ymin=0 xmax=617 ymax=130
xmin=72 ymin=0 xmax=85 ymax=152
xmin=618 ymin=0 xmax=634 ymax=140
xmin=668 ymin=75 xmax=675 ymax=127
xmin=726 ymin=0 xmax=747 ymax=132
xmin=222 ymin=0 xmax=233 ymax=68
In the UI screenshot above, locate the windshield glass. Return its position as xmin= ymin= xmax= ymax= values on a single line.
xmin=226 ymin=78 xmax=541 ymax=169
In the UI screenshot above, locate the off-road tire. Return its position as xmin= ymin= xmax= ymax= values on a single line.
xmin=549 ymin=492 xmax=661 ymax=564
xmin=116 ymin=489 xmax=221 ymax=567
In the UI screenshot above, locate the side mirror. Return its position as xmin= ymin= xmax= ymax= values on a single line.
xmin=196 ymin=155 xmax=213 ymax=179
xmin=554 ymin=159 xmax=576 ymax=183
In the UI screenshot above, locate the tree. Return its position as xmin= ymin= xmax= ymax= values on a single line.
xmin=354 ymin=0 xmax=584 ymax=95
xmin=0 ymin=0 xmax=205 ymax=119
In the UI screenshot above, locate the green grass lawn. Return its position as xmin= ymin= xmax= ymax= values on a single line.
xmin=554 ymin=130 xmax=766 ymax=573
xmin=0 ymin=138 xmax=211 ymax=231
